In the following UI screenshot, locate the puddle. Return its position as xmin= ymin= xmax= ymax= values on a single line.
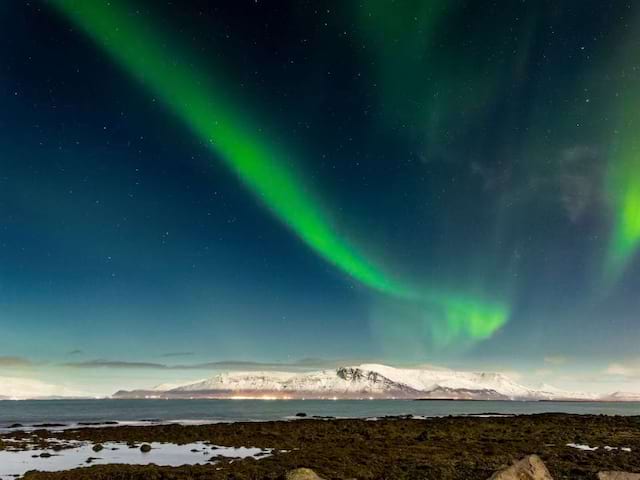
xmin=0 ymin=441 xmax=272 ymax=479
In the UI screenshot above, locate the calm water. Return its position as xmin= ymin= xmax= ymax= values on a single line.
xmin=0 ymin=441 xmax=271 ymax=479
xmin=1 ymin=399 xmax=639 ymax=429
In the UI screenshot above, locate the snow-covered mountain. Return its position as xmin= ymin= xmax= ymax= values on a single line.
xmin=0 ymin=376 xmax=89 ymax=400
xmin=112 ymin=364 xmax=595 ymax=400
xmin=531 ymin=383 xmax=598 ymax=401
xmin=179 ymin=367 xmax=420 ymax=396
xmin=601 ymin=391 xmax=640 ymax=401
xmin=149 ymin=379 xmax=207 ymax=392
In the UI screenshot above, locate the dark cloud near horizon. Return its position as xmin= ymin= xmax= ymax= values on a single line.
xmin=159 ymin=352 xmax=195 ymax=358
xmin=0 ymin=356 xmax=33 ymax=367
xmin=62 ymin=358 xmax=363 ymax=371
xmin=64 ymin=360 xmax=168 ymax=369
xmin=66 ymin=349 xmax=83 ymax=356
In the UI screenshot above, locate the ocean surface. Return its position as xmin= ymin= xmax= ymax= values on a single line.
xmin=1 ymin=399 xmax=639 ymax=430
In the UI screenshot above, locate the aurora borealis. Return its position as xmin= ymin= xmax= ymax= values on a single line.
xmin=605 ymin=91 xmax=640 ymax=286
xmin=2 ymin=1 xmax=640 ymax=394
xmin=48 ymin=0 xmax=412 ymax=301
xmin=48 ymin=0 xmax=510 ymax=345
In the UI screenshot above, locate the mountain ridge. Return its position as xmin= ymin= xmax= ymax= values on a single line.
xmin=112 ymin=364 xmax=601 ymax=401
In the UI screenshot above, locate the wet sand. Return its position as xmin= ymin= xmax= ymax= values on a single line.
xmin=2 ymin=413 xmax=639 ymax=479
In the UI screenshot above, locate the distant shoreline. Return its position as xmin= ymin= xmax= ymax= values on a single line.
xmin=2 ymin=397 xmax=640 ymax=402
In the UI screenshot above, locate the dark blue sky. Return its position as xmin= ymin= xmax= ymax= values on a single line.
xmin=1 ymin=1 xmax=639 ymax=394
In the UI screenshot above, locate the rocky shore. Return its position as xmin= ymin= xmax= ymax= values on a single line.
xmin=2 ymin=414 xmax=639 ymax=479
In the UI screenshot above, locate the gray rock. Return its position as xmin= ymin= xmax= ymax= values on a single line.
xmin=488 ymin=455 xmax=553 ymax=480
xmin=285 ymin=468 xmax=325 ymax=480
xmin=598 ymin=473 xmax=640 ymax=480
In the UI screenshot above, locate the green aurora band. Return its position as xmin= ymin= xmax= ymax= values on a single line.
xmin=51 ymin=0 xmax=509 ymax=345
xmin=603 ymin=27 xmax=640 ymax=287
xmin=605 ymin=96 xmax=640 ymax=284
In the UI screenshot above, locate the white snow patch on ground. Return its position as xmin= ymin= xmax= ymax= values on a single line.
xmin=567 ymin=443 xmax=599 ymax=451
xmin=566 ymin=443 xmax=633 ymax=452
xmin=604 ymin=446 xmax=632 ymax=452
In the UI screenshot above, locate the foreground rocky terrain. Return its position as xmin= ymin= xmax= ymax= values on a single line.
xmin=2 ymin=414 xmax=639 ymax=479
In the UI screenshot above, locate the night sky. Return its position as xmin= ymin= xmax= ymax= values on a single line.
xmin=2 ymin=1 xmax=640 ymax=395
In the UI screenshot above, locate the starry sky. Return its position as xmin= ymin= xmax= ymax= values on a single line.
xmin=2 ymin=0 xmax=640 ymax=395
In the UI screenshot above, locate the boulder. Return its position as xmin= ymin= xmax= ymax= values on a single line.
xmin=285 ymin=468 xmax=325 ymax=480
xmin=488 ymin=455 xmax=553 ymax=480
xmin=139 ymin=444 xmax=152 ymax=453
xmin=598 ymin=473 xmax=640 ymax=480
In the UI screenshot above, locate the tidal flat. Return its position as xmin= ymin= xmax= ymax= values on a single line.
xmin=1 ymin=414 xmax=639 ymax=479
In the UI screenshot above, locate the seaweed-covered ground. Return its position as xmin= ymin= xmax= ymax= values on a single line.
xmin=2 ymin=413 xmax=639 ymax=479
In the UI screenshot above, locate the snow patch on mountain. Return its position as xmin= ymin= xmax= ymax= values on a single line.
xmin=150 ymin=379 xmax=207 ymax=392
xmin=601 ymin=391 xmax=640 ymax=401
xmin=169 ymin=367 xmax=418 ymax=396
xmin=357 ymin=364 xmax=534 ymax=398
xmin=531 ymin=383 xmax=598 ymax=401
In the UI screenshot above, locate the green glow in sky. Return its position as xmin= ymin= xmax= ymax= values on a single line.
xmin=602 ymin=44 xmax=640 ymax=286
xmin=352 ymin=0 xmax=512 ymax=140
xmin=435 ymin=295 xmax=508 ymax=345
xmin=51 ymin=0 xmax=410 ymax=299
xmin=52 ymin=0 xmax=509 ymax=345
xmin=606 ymin=114 xmax=640 ymax=284
xmin=599 ymin=25 xmax=640 ymax=288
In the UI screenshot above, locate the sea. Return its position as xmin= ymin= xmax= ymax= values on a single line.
xmin=1 ymin=399 xmax=639 ymax=430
